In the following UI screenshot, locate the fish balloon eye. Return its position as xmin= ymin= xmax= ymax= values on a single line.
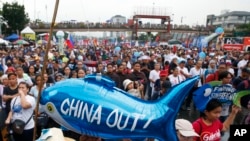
xmin=47 ymin=103 xmax=54 ymax=113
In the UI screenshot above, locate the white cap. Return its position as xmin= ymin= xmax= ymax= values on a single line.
xmin=123 ymin=79 xmax=133 ymax=90
xmin=175 ymin=119 xmax=199 ymax=137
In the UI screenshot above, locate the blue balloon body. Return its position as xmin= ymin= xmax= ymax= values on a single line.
xmin=199 ymin=52 xmax=206 ymax=59
xmin=134 ymin=52 xmax=140 ymax=57
xmin=215 ymin=27 xmax=224 ymax=34
xmin=40 ymin=75 xmax=199 ymax=140
xmin=114 ymin=46 xmax=121 ymax=52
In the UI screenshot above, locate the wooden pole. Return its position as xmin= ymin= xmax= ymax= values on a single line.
xmin=33 ymin=0 xmax=60 ymax=140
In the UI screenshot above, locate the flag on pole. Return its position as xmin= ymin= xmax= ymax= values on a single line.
xmin=44 ymin=33 xmax=49 ymax=41
xmin=114 ymin=38 xmax=117 ymax=46
xmin=93 ymin=38 xmax=98 ymax=46
xmin=53 ymin=35 xmax=57 ymax=43
xmin=66 ymin=33 xmax=74 ymax=49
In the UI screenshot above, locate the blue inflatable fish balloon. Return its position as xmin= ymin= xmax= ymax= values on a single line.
xmin=40 ymin=75 xmax=199 ymax=141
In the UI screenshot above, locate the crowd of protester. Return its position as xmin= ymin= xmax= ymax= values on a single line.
xmin=0 ymin=43 xmax=249 ymax=141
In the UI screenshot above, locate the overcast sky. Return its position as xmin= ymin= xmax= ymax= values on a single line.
xmin=4 ymin=0 xmax=250 ymax=26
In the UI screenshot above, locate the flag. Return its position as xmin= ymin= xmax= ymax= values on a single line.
xmin=93 ymin=38 xmax=99 ymax=46
xmin=83 ymin=39 xmax=89 ymax=46
xmin=44 ymin=33 xmax=49 ymax=41
xmin=114 ymin=38 xmax=117 ymax=46
xmin=53 ymin=35 xmax=57 ymax=43
xmin=155 ymin=35 xmax=160 ymax=42
xmin=144 ymin=41 xmax=148 ymax=47
xmin=66 ymin=33 xmax=74 ymax=49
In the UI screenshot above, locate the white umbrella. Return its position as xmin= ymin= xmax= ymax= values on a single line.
xmin=0 ymin=38 xmax=9 ymax=45
xmin=138 ymin=55 xmax=150 ymax=60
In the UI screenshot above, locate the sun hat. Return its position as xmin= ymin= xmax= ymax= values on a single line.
xmin=123 ymin=79 xmax=133 ymax=90
xmin=175 ymin=119 xmax=199 ymax=137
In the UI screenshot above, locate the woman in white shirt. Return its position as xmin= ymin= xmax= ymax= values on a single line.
xmin=5 ymin=82 xmax=36 ymax=141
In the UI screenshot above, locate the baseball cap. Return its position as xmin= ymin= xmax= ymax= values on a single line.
xmin=6 ymin=67 xmax=15 ymax=73
xmin=175 ymin=119 xmax=199 ymax=137
xmin=226 ymin=62 xmax=232 ymax=66
xmin=159 ymin=70 xmax=168 ymax=77
xmin=179 ymin=60 xmax=186 ymax=64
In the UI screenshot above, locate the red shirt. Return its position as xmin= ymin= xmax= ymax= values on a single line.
xmin=192 ymin=118 xmax=223 ymax=141
xmin=205 ymin=71 xmax=219 ymax=83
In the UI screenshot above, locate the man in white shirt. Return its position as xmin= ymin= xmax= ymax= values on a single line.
xmin=185 ymin=60 xmax=204 ymax=110
xmin=168 ymin=67 xmax=185 ymax=86
xmin=189 ymin=60 xmax=204 ymax=87
xmin=237 ymin=53 xmax=249 ymax=77
xmin=177 ymin=60 xmax=191 ymax=79
xmin=163 ymin=50 xmax=172 ymax=63
xmin=149 ymin=63 xmax=161 ymax=99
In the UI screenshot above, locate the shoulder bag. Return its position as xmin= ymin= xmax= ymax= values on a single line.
xmin=11 ymin=97 xmax=33 ymax=134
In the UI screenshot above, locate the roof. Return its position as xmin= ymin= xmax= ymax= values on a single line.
xmin=219 ymin=11 xmax=250 ymax=17
xmin=21 ymin=26 xmax=35 ymax=34
xmin=111 ymin=15 xmax=126 ymax=19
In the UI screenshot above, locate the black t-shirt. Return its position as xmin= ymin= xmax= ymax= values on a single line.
xmin=3 ymin=86 xmax=18 ymax=113
xmin=232 ymin=76 xmax=246 ymax=88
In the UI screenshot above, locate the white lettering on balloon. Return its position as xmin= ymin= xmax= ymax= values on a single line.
xmin=131 ymin=113 xmax=142 ymax=131
xmin=117 ymin=111 xmax=130 ymax=130
xmin=60 ymin=98 xmax=152 ymax=131
xmin=106 ymin=109 xmax=119 ymax=128
xmin=90 ymin=105 xmax=102 ymax=124
xmin=61 ymin=98 xmax=70 ymax=115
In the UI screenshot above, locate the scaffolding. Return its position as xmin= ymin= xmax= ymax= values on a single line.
xmin=131 ymin=6 xmax=171 ymax=41
xmin=133 ymin=6 xmax=171 ymax=17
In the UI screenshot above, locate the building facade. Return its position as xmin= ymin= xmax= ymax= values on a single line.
xmin=206 ymin=11 xmax=250 ymax=30
xmin=110 ymin=15 xmax=126 ymax=24
xmin=110 ymin=15 xmax=127 ymax=38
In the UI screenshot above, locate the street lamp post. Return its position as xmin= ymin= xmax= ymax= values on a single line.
xmin=86 ymin=21 xmax=89 ymax=38
xmin=56 ymin=30 xmax=65 ymax=55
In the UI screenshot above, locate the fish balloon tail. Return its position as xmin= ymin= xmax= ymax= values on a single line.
xmin=159 ymin=76 xmax=199 ymax=141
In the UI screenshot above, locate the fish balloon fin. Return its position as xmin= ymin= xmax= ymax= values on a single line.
xmin=84 ymin=74 xmax=116 ymax=88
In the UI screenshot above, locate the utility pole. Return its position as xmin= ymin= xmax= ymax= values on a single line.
xmin=46 ymin=5 xmax=48 ymax=23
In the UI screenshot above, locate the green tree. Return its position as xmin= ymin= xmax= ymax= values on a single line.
xmin=2 ymin=2 xmax=30 ymax=35
xmin=234 ymin=23 xmax=250 ymax=37
xmin=138 ymin=33 xmax=147 ymax=42
xmin=237 ymin=23 xmax=250 ymax=31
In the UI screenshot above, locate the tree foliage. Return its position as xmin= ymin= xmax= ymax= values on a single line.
xmin=138 ymin=33 xmax=157 ymax=42
xmin=236 ymin=23 xmax=250 ymax=31
xmin=2 ymin=2 xmax=30 ymax=35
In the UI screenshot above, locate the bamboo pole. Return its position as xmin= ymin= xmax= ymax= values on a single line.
xmin=33 ymin=0 xmax=60 ymax=140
